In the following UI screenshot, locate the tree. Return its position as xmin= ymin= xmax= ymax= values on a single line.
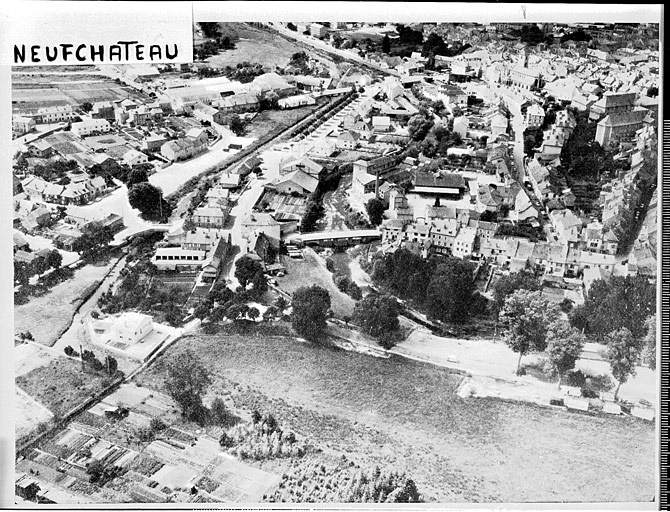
xmin=104 ymin=355 xmax=118 ymax=376
xmin=235 ymin=256 xmax=264 ymax=288
xmin=263 ymin=305 xmax=279 ymax=322
xmin=381 ymin=34 xmax=391 ymax=54
xmin=571 ymin=275 xmax=655 ymax=340
xmin=193 ymin=301 xmax=212 ymax=320
xmin=499 ymin=290 xmax=559 ymax=374
xmin=491 ymin=271 xmax=541 ymax=319
xmin=353 ymin=294 xmax=400 ymax=342
xmin=80 ymin=101 xmax=93 ymax=113
xmin=44 ymin=249 xmax=63 ymax=270
xmin=226 ymin=303 xmax=250 ymax=322
xmin=150 ymin=417 xmax=167 ymax=432
xmin=407 ymin=114 xmax=434 ymax=142
xmin=604 ymin=327 xmax=641 ymax=401
xmin=227 ymin=114 xmax=245 ymax=136
xmin=347 ymin=281 xmax=362 ymax=300
xmin=291 ymin=285 xmax=331 ymax=341
xmin=366 ymin=197 xmax=386 ymax=226
xmin=425 ymin=258 xmax=476 ymax=324
xmin=210 ymin=397 xmax=229 ymax=426
xmin=199 ymin=22 xmax=222 ymax=39
xmin=127 ymin=168 xmax=148 ymax=187
xmin=286 ymin=22 xmax=297 ymax=32
xmin=546 ymin=320 xmax=586 ymax=389
xmin=164 ymin=350 xmax=212 ymax=423
xmin=642 ymin=315 xmax=656 ymax=370
xmin=247 ymin=306 xmax=260 ymax=322
xmin=128 ymin=182 xmax=163 ymax=217
xmin=275 ymin=296 xmax=289 ymax=311
xmin=250 ymin=270 xmax=268 ymax=298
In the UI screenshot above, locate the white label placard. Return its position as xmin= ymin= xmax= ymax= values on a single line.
xmin=2 ymin=1 xmax=193 ymax=65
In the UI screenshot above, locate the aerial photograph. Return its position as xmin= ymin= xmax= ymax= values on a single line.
xmin=12 ymin=19 xmax=659 ymax=505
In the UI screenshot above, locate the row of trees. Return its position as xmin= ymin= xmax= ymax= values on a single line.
xmin=498 ymin=287 xmax=654 ymax=399
xmin=64 ymin=345 xmax=119 ymax=376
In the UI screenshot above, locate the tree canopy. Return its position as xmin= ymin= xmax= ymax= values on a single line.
xmin=603 ymin=327 xmax=641 ymax=400
xmin=353 ymin=294 xmax=400 ymax=345
xmin=499 ymin=290 xmax=560 ymax=373
xmin=491 ymin=271 xmax=542 ymax=318
xmin=407 ymin=114 xmax=434 ymax=142
xmin=425 ymin=258 xmax=476 ymax=324
xmin=291 ymin=285 xmax=331 ymax=341
xmin=164 ymin=350 xmax=212 ymax=423
xmin=365 ymin=197 xmax=386 ymax=226
xmin=546 ymin=320 xmax=586 ymax=388
xmin=128 ymin=182 xmax=168 ymax=220
xmin=569 ymin=275 xmax=655 ymax=341
xmin=235 ymin=255 xmax=264 ymax=288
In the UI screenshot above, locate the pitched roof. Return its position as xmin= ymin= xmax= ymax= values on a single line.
xmin=414 ymin=171 xmax=466 ymax=189
xmin=276 ymin=169 xmax=319 ymax=194
xmin=599 ymin=107 xmax=648 ymax=127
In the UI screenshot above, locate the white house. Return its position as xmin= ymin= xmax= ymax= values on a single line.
xmin=71 ymin=118 xmax=111 ymax=138
xmin=109 ymin=312 xmax=153 ymax=345
xmin=123 ymin=149 xmax=149 ymax=167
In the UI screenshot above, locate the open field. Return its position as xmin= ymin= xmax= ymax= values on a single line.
xmin=134 ymin=332 xmax=656 ymax=503
xmin=16 ymin=356 xmax=115 ymax=416
xmin=16 ymin=388 xmax=53 ymax=439
xmin=244 ymin=104 xmax=321 ymax=139
xmin=12 ymin=74 xmax=142 ymax=110
xmin=14 ymin=260 xmax=117 ymax=346
xmin=205 ymin=23 xmax=315 ymax=69
xmin=275 ymin=249 xmax=355 ymax=318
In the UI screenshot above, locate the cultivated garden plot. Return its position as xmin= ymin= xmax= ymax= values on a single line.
xmin=20 ymin=382 xmax=281 ymax=504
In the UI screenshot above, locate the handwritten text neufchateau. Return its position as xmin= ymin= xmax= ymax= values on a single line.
xmin=14 ymin=41 xmax=180 ymax=64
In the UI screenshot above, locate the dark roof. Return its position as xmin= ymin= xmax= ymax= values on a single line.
xmin=414 ymin=171 xmax=466 ymax=189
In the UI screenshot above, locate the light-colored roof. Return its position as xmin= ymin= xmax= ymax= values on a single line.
xmin=276 ymin=169 xmax=319 ymax=194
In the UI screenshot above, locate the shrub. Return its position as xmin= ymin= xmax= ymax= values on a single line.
xmin=559 ymin=298 xmax=574 ymax=313
xmin=64 ymin=345 xmax=75 ymax=357
xmin=563 ymin=369 xmax=586 ymax=388
xmin=586 ymin=373 xmax=614 ymax=392
xmin=347 ymin=282 xmax=362 ymax=300
xmin=333 ymin=274 xmax=351 ymax=292
xmin=325 ymin=257 xmax=335 ymax=273
xmin=149 ymin=418 xmax=167 ymax=432
xmin=90 ymin=358 xmax=104 ymax=372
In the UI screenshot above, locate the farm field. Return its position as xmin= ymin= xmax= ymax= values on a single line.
xmin=275 ymin=248 xmax=356 ymax=318
xmin=14 ymin=260 xmax=117 ymax=347
xmin=12 ymin=73 xmax=143 ymax=110
xmin=134 ymin=332 xmax=656 ymax=503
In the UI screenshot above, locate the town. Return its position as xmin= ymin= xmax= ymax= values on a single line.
xmin=13 ymin=21 xmax=658 ymax=505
